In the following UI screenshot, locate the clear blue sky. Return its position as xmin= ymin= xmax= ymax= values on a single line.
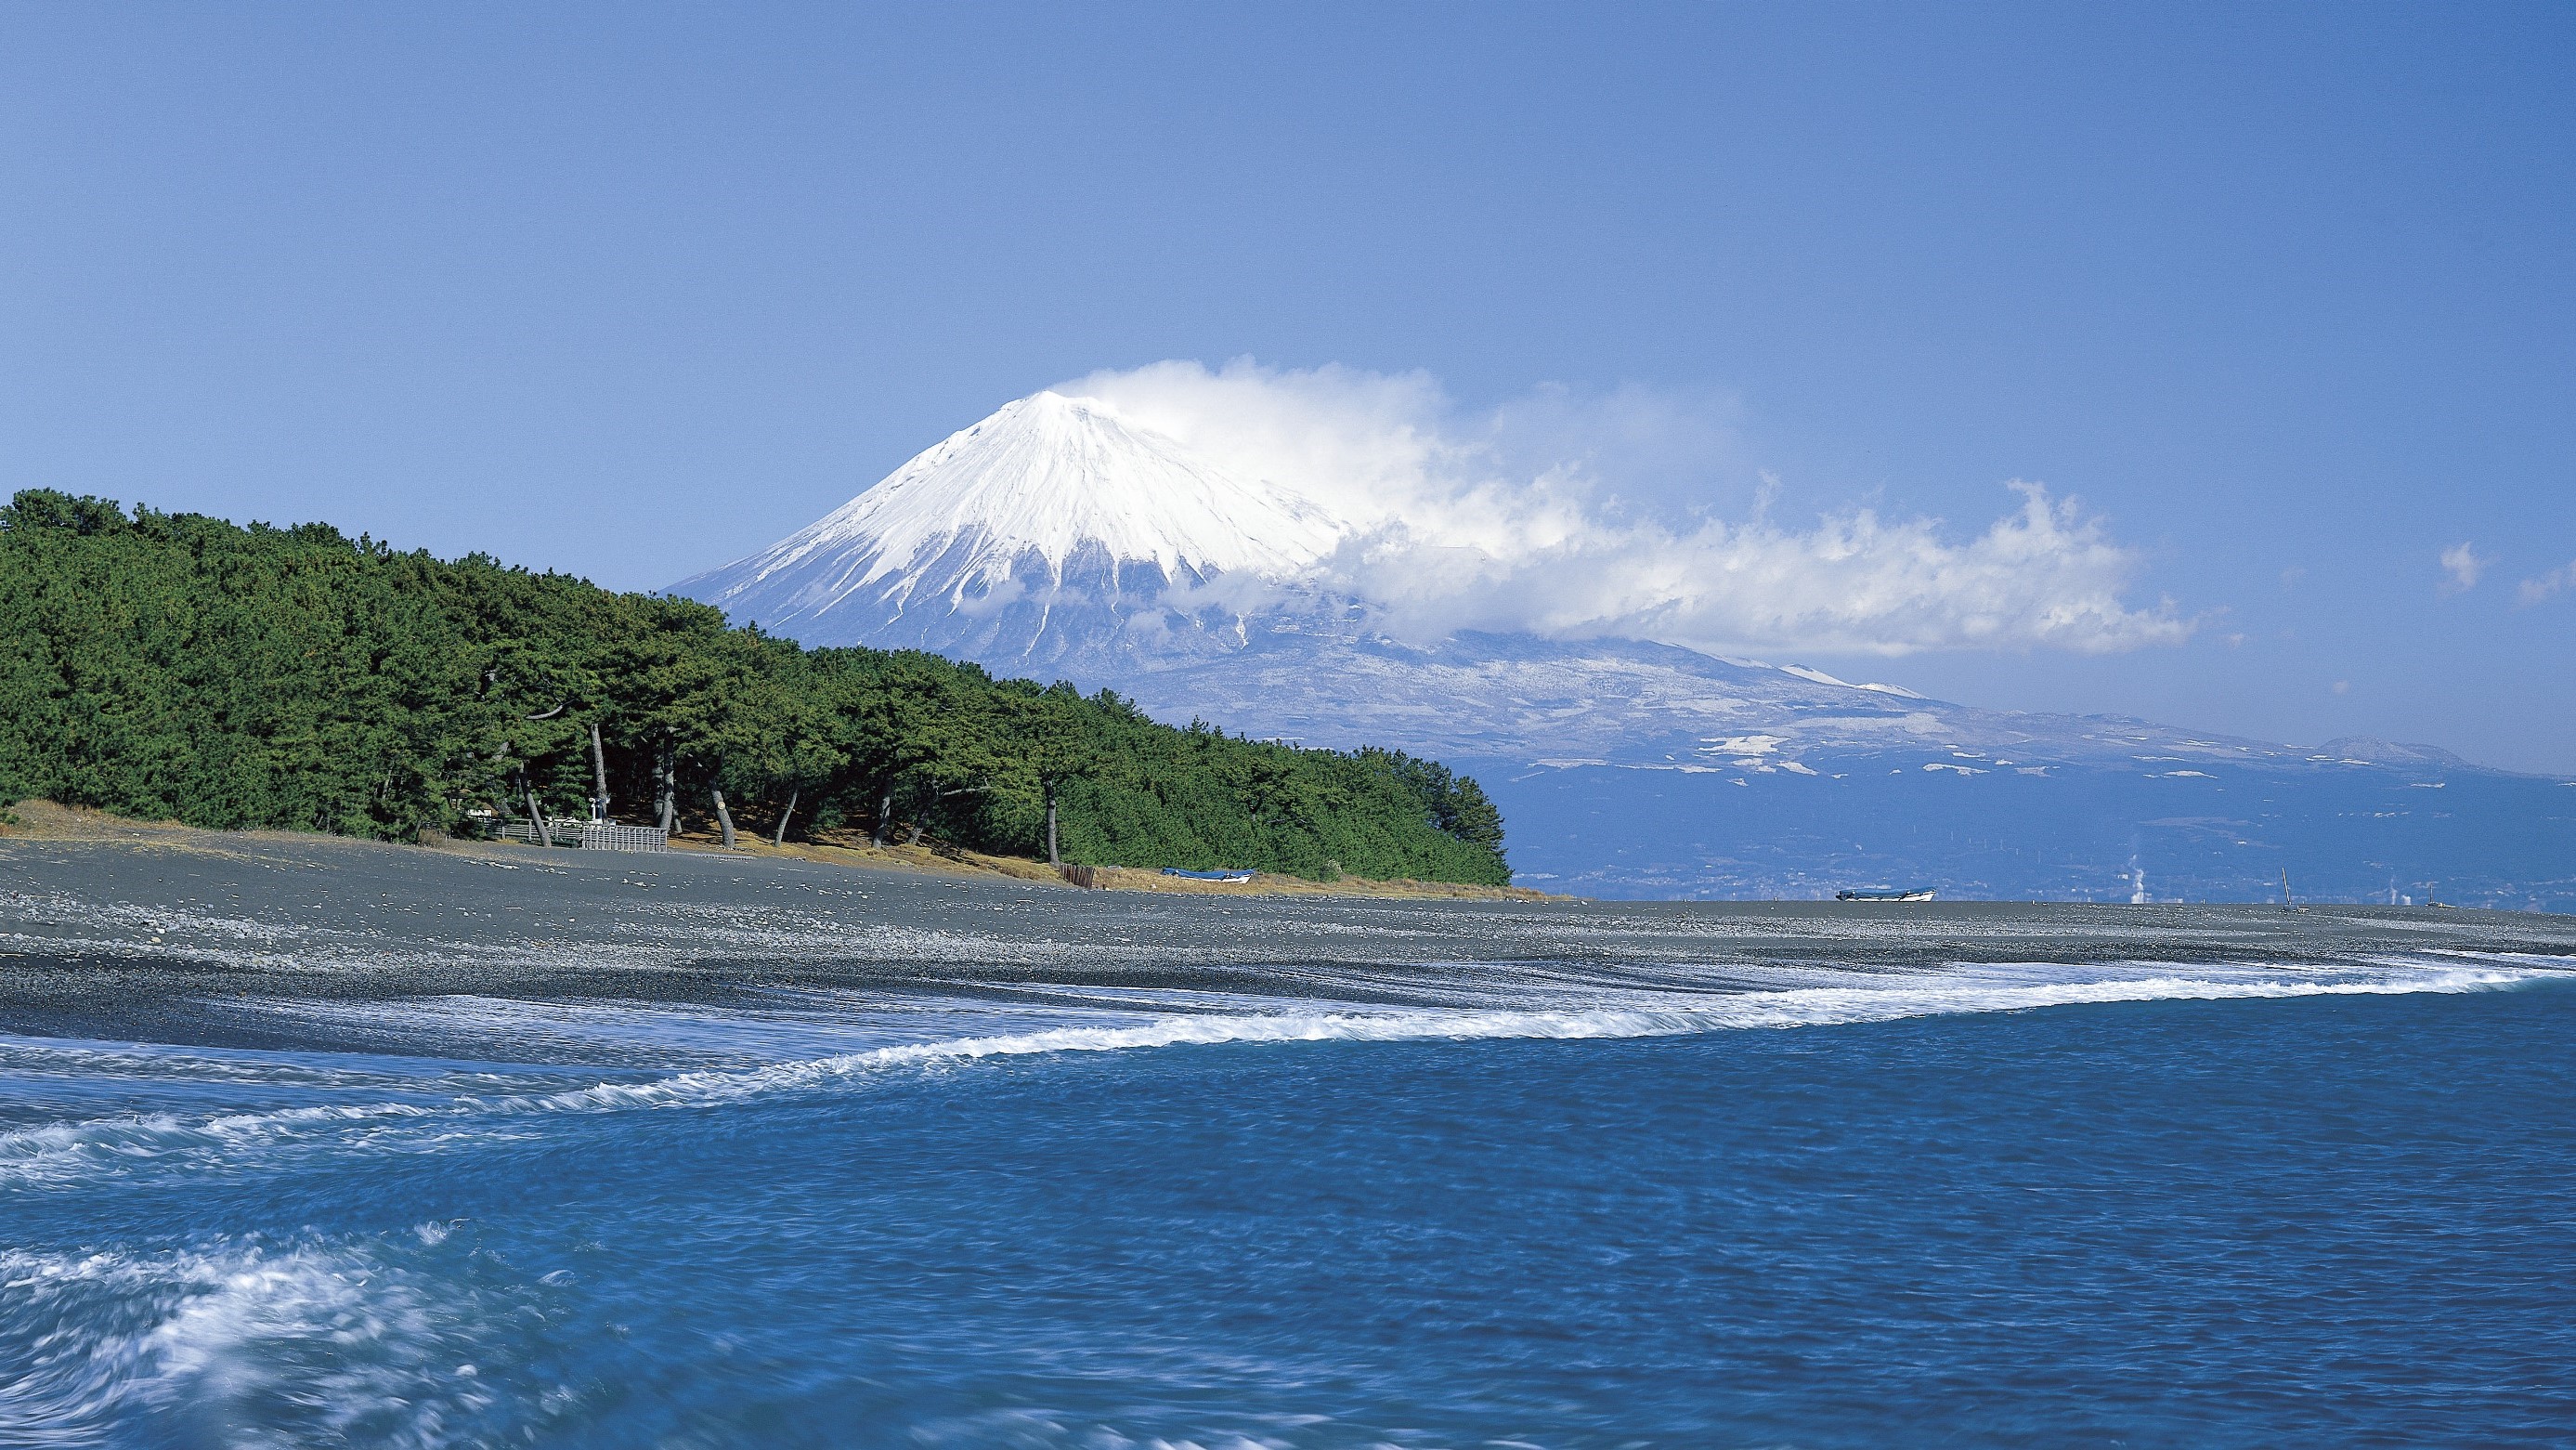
xmin=5 ymin=3 xmax=2570 ymax=770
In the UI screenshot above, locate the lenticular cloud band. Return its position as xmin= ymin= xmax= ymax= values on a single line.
xmin=1061 ymin=359 xmax=2188 ymax=656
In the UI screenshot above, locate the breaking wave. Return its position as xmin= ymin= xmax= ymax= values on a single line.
xmin=0 ymin=1237 xmax=518 ymax=1448
xmin=0 ymin=956 xmax=2550 ymax=1192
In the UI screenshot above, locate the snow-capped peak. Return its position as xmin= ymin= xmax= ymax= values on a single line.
xmin=700 ymin=391 xmax=1344 ymax=607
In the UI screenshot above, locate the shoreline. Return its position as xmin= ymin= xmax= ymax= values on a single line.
xmin=5 ymin=817 xmax=2573 ymax=1056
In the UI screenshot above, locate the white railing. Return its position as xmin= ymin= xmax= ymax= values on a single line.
xmin=490 ymin=817 xmax=668 ymax=853
xmin=578 ymin=820 xmax=669 ymax=853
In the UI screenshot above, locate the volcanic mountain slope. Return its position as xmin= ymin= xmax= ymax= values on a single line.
xmin=676 ymin=391 xmax=1341 ymax=671
xmin=678 ymin=392 xmax=2576 ymax=906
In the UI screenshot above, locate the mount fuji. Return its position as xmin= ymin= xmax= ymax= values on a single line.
xmin=678 ymin=393 xmax=2576 ymax=907
xmin=678 ymin=391 xmax=1341 ymax=671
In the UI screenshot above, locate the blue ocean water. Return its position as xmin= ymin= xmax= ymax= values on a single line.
xmin=5 ymin=958 xmax=2572 ymax=1447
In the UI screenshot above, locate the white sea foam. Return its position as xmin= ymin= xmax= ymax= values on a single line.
xmin=515 ymin=957 xmax=2541 ymax=1114
xmin=0 ymin=1102 xmax=446 ymax=1189
xmin=0 ymin=1239 xmax=501 ymax=1447
xmin=1 ymin=957 xmax=2556 ymax=1192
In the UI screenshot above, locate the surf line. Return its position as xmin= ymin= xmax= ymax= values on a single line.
xmin=2 ymin=959 xmax=2548 ymax=1187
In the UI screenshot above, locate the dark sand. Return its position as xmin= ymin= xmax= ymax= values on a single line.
xmin=7 ymin=824 xmax=2574 ymax=1058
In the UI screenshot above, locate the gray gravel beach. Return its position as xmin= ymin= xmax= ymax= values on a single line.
xmin=7 ymin=829 xmax=2573 ymax=1058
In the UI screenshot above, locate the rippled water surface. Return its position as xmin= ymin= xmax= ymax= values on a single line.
xmin=4 ymin=838 xmax=2573 ymax=1446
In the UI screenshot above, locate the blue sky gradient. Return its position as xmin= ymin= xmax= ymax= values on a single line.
xmin=4 ymin=3 xmax=2570 ymax=768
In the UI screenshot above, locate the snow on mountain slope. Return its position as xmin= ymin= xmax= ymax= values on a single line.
xmin=1086 ymin=626 xmax=2572 ymax=906
xmin=1103 ymin=627 xmax=2319 ymax=773
xmin=675 ymin=391 xmax=1342 ymax=664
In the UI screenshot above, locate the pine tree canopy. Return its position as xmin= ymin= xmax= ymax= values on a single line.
xmin=0 ymin=491 xmax=1511 ymax=884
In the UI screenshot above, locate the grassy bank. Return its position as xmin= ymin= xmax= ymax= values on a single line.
xmin=0 ymin=800 xmax=1556 ymax=901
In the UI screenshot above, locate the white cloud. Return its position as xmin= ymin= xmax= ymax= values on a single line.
xmin=1060 ymin=359 xmax=2190 ymax=657
xmin=2519 ymin=560 xmax=2576 ymax=607
xmin=2439 ymin=542 xmax=2488 ymax=594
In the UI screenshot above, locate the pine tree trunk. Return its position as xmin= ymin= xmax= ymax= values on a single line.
xmin=525 ymin=781 xmax=553 ymax=848
xmin=589 ymin=723 xmax=610 ymax=819
xmin=710 ymin=788 xmax=736 ymax=848
xmin=773 ymin=789 xmax=798 ymax=846
xmin=1046 ymin=783 xmax=1060 ymax=867
xmin=872 ymin=776 xmax=895 ymax=848
xmin=654 ymin=740 xmax=674 ymax=833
